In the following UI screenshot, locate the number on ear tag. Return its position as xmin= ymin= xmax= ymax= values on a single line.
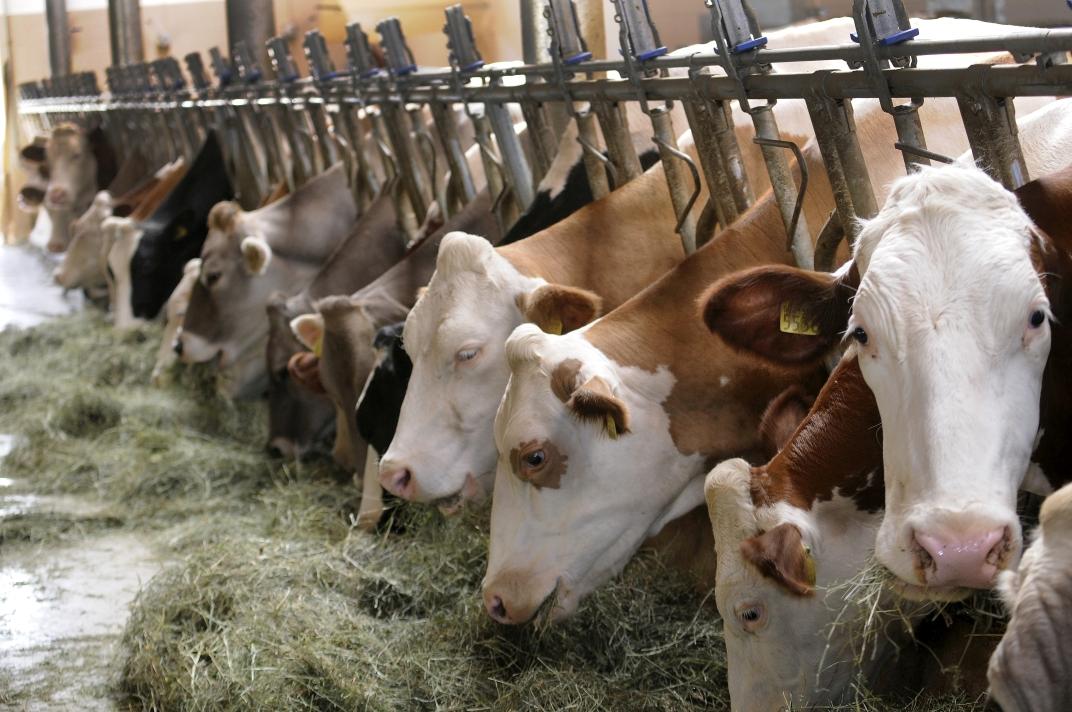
xmin=312 ymin=334 xmax=324 ymax=358
xmin=605 ymin=414 xmax=618 ymax=440
xmin=780 ymin=302 xmax=819 ymax=336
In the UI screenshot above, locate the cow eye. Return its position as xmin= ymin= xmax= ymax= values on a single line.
xmin=735 ymin=601 xmax=767 ymax=633
xmin=523 ymin=450 xmax=546 ymax=469
xmin=1029 ymin=310 xmax=1046 ymax=329
xmin=455 ymin=346 xmax=480 ymax=364
xmin=203 ymin=270 xmax=222 ymax=288
xmin=851 ymin=326 xmax=868 ymax=345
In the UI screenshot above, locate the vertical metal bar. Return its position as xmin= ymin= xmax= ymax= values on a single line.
xmin=751 ymin=106 xmax=813 ymax=269
xmin=592 ymin=100 xmax=643 ymax=185
xmin=575 ymin=111 xmax=611 ymax=199
xmin=430 ymin=101 xmax=477 ymax=206
xmin=519 ymin=101 xmax=556 ymax=184
xmin=649 ymin=107 xmax=698 ymax=254
xmin=486 ymin=97 xmax=535 ymax=209
xmin=956 ymin=93 xmax=1028 ymax=191
xmin=891 ymin=103 xmax=931 ymax=172
xmin=226 ymin=0 xmax=276 ymax=79
xmin=108 ymin=0 xmax=144 ymax=66
xmin=682 ymin=98 xmax=738 ymax=237
xmin=45 ymin=0 xmax=71 ymax=77
xmin=381 ymin=102 xmax=430 ymax=222
xmin=338 ymin=106 xmax=381 ymax=208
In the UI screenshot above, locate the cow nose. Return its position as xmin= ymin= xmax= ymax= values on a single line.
xmin=267 ymin=437 xmax=295 ymax=459
xmin=913 ymin=526 xmax=1009 ymax=589
xmin=51 ymin=267 xmax=64 ymax=285
xmin=485 ymin=593 xmax=509 ymax=624
xmin=379 ymin=463 xmax=416 ymax=499
xmin=47 ymin=186 xmax=67 ymax=204
xmin=172 ymin=338 xmax=184 ymax=356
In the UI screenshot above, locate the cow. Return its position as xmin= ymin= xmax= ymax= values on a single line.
xmin=356 ymin=323 xmax=410 ymax=457
xmin=476 ymin=79 xmax=1057 ymax=624
xmin=264 ymin=190 xmax=407 ymax=460
xmin=701 ymin=105 xmax=1072 ymax=601
xmin=16 ymin=136 xmax=49 ymax=212
xmin=41 ymin=124 xmax=119 ymax=253
xmin=377 ymin=13 xmax=1043 ymax=514
xmin=289 ymin=189 xmax=502 ymax=474
xmin=151 ymin=258 xmax=202 ymax=386
xmin=102 ymin=156 xmax=193 ymax=329
xmin=988 ymin=482 xmax=1072 ymax=712
xmin=177 ymin=163 xmax=356 ymax=398
xmin=705 ymin=360 xmax=995 ymax=711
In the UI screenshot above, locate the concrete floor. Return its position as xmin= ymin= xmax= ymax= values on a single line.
xmin=0 ymin=215 xmax=162 ymax=710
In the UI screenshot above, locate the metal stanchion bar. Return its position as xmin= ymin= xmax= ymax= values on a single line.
xmin=956 ymin=92 xmax=1029 ymax=190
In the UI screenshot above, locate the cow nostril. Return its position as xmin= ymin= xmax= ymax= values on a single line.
xmin=487 ymin=594 xmax=508 ymax=622
xmin=173 ymin=339 xmax=183 ymax=356
xmin=379 ymin=466 xmax=413 ymax=497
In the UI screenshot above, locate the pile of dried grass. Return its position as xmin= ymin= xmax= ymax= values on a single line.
xmin=0 ymin=315 xmax=998 ymax=710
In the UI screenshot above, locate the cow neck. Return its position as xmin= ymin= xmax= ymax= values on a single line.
xmin=246 ymin=166 xmax=354 ymax=264
xmin=1019 ymin=169 xmax=1072 ymax=490
xmin=497 ymin=166 xmax=685 ymax=311
xmin=585 ymin=191 xmax=827 ymax=461
xmin=307 ymin=194 xmax=403 ymax=301
xmin=752 ymin=356 xmax=884 ymax=513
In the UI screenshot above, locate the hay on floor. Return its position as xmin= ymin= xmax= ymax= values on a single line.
xmin=0 ymin=314 xmax=999 ymax=711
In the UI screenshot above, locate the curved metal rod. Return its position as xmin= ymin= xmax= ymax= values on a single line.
xmin=651 ymin=134 xmax=702 ymax=235
xmin=576 ymin=134 xmax=618 ymax=188
xmin=893 ymin=141 xmax=955 ymax=165
xmin=415 ymin=129 xmax=438 ymax=195
xmin=751 ymin=135 xmax=809 ymax=251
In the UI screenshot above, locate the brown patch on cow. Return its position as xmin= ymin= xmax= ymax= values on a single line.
xmin=288 ymin=351 xmax=326 ymax=395
xmin=550 ymin=358 xmax=583 ymax=404
xmin=749 ymin=356 xmax=884 ymax=513
xmin=517 ymin=284 xmax=603 ymax=334
xmin=566 ymin=375 xmax=630 ymax=436
xmin=207 ymin=200 xmax=242 ymax=234
xmin=740 ymin=522 xmax=815 ymax=597
xmin=1017 ymin=164 xmax=1072 ymax=492
xmin=758 ymin=386 xmax=814 ymax=458
xmin=130 ymin=160 xmax=187 ymax=221
xmin=260 ymin=180 xmax=290 ymax=207
xmin=509 ymin=438 xmax=568 ymax=489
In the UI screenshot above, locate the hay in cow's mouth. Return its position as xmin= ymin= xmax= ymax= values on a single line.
xmin=0 ymin=313 xmax=1003 ymax=711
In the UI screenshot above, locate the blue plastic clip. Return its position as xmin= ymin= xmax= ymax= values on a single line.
xmin=734 ymin=35 xmax=767 ymax=53
xmin=851 ymin=27 xmax=918 ymax=45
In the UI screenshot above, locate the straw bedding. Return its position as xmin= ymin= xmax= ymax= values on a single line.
xmin=0 ymin=314 xmax=1000 ymax=710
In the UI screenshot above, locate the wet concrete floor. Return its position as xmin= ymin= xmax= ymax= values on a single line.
xmin=1 ymin=226 xmax=165 ymax=710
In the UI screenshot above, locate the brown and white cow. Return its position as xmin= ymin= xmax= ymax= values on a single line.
xmin=151 ymin=258 xmax=201 ymax=386
xmin=988 ymin=482 xmax=1072 ymax=712
xmin=706 ymin=359 xmax=996 ymax=710
xmin=265 ymin=190 xmax=408 ymax=461
xmin=177 ymin=164 xmax=356 ymax=398
xmin=42 ymin=124 xmax=119 ymax=253
xmin=702 ymin=104 xmax=1072 ymax=600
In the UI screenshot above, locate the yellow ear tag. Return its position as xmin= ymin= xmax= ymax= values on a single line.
xmin=174 ymin=225 xmax=188 ymax=240
xmin=546 ymin=317 xmax=563 ymax=336
xmin=780 ymin=302 xmax=819 ymax=336
xmin=802 ymin=545 xmax=817 ymax=587
xmin=605 ymin=414 xmax=619 ymax=440
xmin=312 ymin=334 xmax=323 ymax=358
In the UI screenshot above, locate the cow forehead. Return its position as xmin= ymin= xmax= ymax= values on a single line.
xmin=403 ymin=256 xmax=539 ymax=357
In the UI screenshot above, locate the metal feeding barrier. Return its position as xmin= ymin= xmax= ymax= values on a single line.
xmin=17 ymin=0 xmax=1072 ymax=266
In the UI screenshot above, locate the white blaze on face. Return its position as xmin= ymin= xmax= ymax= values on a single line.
xmin=705 ymin=459 xmax=884 ymax=711
xmin=849 ymin=166 xmax=1050 ymax=596
xmin=380 ymin=232 xmax=544 ymax=505
xmin=482 ymin=324 xmax=703 ymax=624
xmin=44 ymin=126 xmax=96 ymax=215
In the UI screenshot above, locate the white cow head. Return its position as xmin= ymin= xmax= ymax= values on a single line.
xmin=704 ymin=458 xmax=884 ymax=711
xmin=850 ymin=166 xmax=1049 ymax=599
xmin=54 ymin=191 xmax=113 ymax=290
xmin=483 ymin=323 xmax=701 ymax=624
xmin=379 ymin=232 xmax=601 ymax=509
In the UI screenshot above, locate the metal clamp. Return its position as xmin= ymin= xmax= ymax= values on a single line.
xmin=547 ymin=0 xmax=592 ymax=65
xmin=378 ymin=18 xmax=418 ymax=76
xmin=752 ymin=136 xmax=807 ymax=251
xmin=345 ymin=23 xmax=381 ymax=79
xmin=232 ymin=40 xmax=263 ymax=85
xmin=185 ymin=52 xmax=211 ymax=91
xmin=715 ymin=0 xmax=767 ymax=53
xmin=303 ymin=30 xmax=341 ymax=81
xmin=849 ymin=0 xmax=917 ymax=47
xmin=614 ymin=0 xmax=666 ymax=61
xmin=208 ymin=47 xmax=234 ymax=87
xmin=267 ymin=36 xmax=299 ymax=83
xmin=444 ymin=5 xmax=485 ymax=72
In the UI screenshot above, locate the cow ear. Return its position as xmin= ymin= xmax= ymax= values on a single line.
xmin=701 ymin=264 xmax=858 ymax=369
xmin=758 ymin=386 xmax=814 ymax=459
xmin=740 ymin=522 xmax=816 ymax=597
xmin=21 ymin=142 xmax=46 ymax=163
xmin=566 ymin=374 xmax=630 ymax=439
xmin=290 ymin=313 xmax=324 ymax=356
xmin=241 ymin=236 xmax=273 ymax=275
xmin=518 ymin=284 xmax=603 ymax=335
